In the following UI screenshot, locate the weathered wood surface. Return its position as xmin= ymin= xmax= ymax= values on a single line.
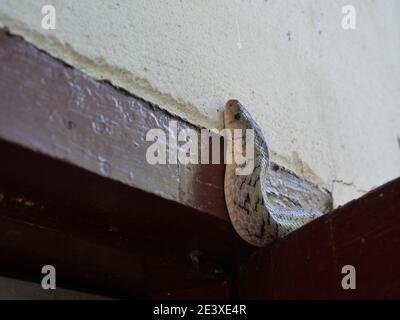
xmin=0 ymin=28 xmax=228 ymax=221
xmin=0 ymin=138 xmax=251 ymax=298
xmin=1 ymin=137 xmax=398 ymax=298
xmin=238 ymin=177 xmax=400 ymax=299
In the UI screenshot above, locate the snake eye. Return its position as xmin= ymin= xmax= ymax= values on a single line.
xmin=234 ymin=113 xmax=241 ymax=120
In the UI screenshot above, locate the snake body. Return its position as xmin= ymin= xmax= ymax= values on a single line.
xmin=224 ymin=100 xmax=331 ymax=247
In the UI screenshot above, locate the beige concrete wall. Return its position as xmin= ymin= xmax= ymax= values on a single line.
xmin=0 ymin=0 xmax=399 ymax=206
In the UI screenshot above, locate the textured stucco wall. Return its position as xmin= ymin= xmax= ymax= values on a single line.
xmin=0 ymin=0 xmax=399 ymax=206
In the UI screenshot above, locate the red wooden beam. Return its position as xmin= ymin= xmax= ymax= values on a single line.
xmin=0 ymin=137 xmax=252 ymax=298
xmin=238 ymin=177 xmax=400 ymax=299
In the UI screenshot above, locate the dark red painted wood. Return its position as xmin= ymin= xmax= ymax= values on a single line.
xmin=238 ymin=177 xmax=400 ymax=299
xmin=0 ymin=28 xmax=229 ymax=222
xmin=0 ymin=137 xmax=252 ymax=298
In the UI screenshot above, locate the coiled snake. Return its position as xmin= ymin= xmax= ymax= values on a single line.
xmin=224 ymin=100 xmax=331 ymax=247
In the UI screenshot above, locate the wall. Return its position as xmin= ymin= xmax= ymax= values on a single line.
xmin=0 ymin=0 xmax=399 ymax=206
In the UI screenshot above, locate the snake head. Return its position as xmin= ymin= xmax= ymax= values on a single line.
xmin=224 ymin=99 xmax=270 ymax=163
xmin=224 ymin=99 xmax=255 ymax=130
xmin=224 ymin=100 xmax=266 ymax=139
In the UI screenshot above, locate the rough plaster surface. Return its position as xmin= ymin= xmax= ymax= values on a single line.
xmin=0 ymin=0 xmax=399 ymax=206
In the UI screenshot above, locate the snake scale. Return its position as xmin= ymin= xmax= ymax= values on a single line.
xmin=224 ymin=100 xmax=332 ymax=247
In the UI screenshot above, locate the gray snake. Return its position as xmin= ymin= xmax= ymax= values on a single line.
xmin=224 ymin=100 xmax=332 ymax=247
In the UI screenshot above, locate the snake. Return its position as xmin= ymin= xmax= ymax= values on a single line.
xmin=224 ymin=100 xmax=332 ymax=247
